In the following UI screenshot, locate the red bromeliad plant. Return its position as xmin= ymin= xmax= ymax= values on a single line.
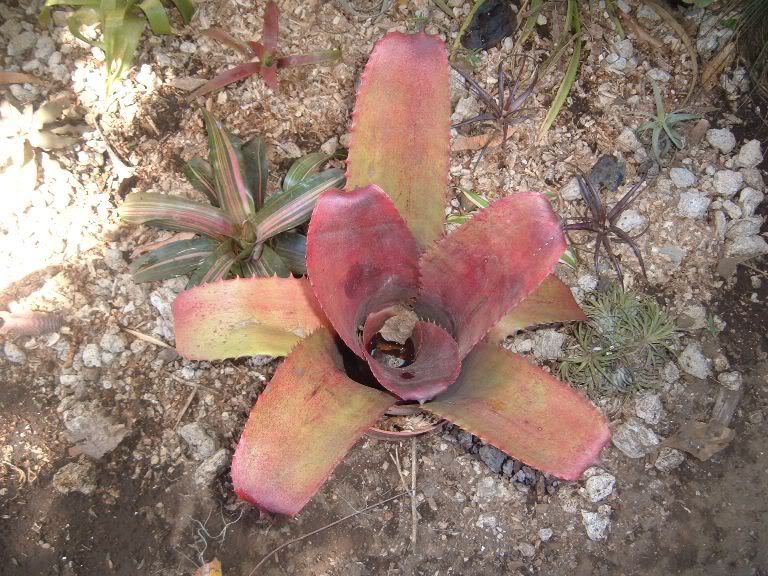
xmin=189 ymin=1 xmax=340 ymax=99
xmin=172 ymin=32 xmax=610 ymax=516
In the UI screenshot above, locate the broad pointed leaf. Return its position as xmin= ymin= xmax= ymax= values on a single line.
xmin=138 ymin=0 xmax=172 ymax=35
xmin=203 ymin=111 xmax=254 ymax=225
xmin=362 ymin=310 xmax=460 ymax=401
xmin=119 ymin=193 xmax=237 ymax=239
xmin=170 ymin=0 xmax=194 ymax=23
xmin=67 ymin=6 xmax=102 ymax=48
xmin=187 ymin=241 xmax=237 ymax=287
xmin=254 ymin=168 xmax=344 ymax=242
xmin=103 ymin=10 xmax=146 ymax=95
xmin=130 ymin=237 xmax=217 ymax=283
xmin=346 ymin=32 xmax=450 ymax=249
xmin=261 ymin=1 xmax=279 ymax=54
xmin=271 ymin=232 xmax=307 ymax=275
xmin=486 ymin=275 xmax=587 ymax=344
xmin=417 ymin=193 xmax=566 ymax=358
xmin=283 ymin=152 xmax=329 ymax=192
xmin=172 ymin=276 xmax=330 ymax=359
xmin=276 ymin=50 xmax=341 ymax=69
xmin=184 ymin=157 xmax=218 ymax=206
xmin=232 ymin=328 xmax=395 ymax=515
xmin=188 ymin=62 xmax=262 ymax=99
xmin=243 ymin=136 xmax=268 ymax=208
xmin=426 ymin=343 xmax=610 ymax=480
xmin=306 ymin=185 xmax=420 ymax=357
xmin=260 ymin=63 xmax=278 ymax=90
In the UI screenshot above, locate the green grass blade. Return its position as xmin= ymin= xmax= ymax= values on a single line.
xmin=538 ymin=0 xmax=581 ymax=138
xmin=170 ymin=0 xmax=194 ymax=23
xmin=461 ymin=188 xmax=489 ymax=209
xmin=137 ymin=0 xmax=172 ymax=34
xmin=67 ymin=6 xmax=103 ymax=47
xmin=130 ymin=237 xmax=217 ymax=283
xmin=103 ymin=10 xmax=145 ymax=95
xmin=518 ymin=0 xmax=543 ymax=47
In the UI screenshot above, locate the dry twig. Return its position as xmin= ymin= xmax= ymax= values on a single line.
xmin=410 ymin=437 xmax=418 ymax=549
xmin=248 ymin=491 xmax=410 ymax=574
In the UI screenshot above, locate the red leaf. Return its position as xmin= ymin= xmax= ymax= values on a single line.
xmin=417 ymin=193 xmax=566 ymax=358
xmin=362 ymin=309 xmax=460 ymax=401
xmin=232 ymin=328 xmax=395 ymax=515
xmin=306 ymin=185 xmax=420 ymax=357
xmin=188 ymin=62 xmax=262 ymax=99
xmin=486 ymin=275 xmax=587 ymax=344
xmin=262 ymin=1 xmax=279 ymax=54
xmin=172 ymin=276 xmax=330 ymax=359
xmin=426 ymin=343 xmax=610 ymax=480
xmin=249 ymin=40 xmax=265 ymax=60
xmin=346 ymin=32 xmax=450 ymax=249
xmin=260 ymin=64 xmax=278 ymax=90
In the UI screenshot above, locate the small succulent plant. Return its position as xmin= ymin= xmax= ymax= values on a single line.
xmin=41 ymin=0 xmax=194 ymax=95
xmin=171 ymin=33 xmax=609 ymax=516
xmin=451 ymin=56 xmax=538 ymax=166
xmin=636 ymin=79 xmax=699 ymax=162
xmin=560 ymin=284 xmax=677 ymax=398
xmin=189 ymin=1 xmax=341 ymax=99
xmin=563 ymin=156 xmax=651 ymax=284
xmin=119 ymin=111 xmax=344 ymax=286
xmin=0 ymin=99 xmax=80 ymax=193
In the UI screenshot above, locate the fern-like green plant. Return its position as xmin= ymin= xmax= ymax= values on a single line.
xmin=560 ymin=284 xmax=676 ymax=398
xmin=41 ymin=0 xmax=194 ymax=96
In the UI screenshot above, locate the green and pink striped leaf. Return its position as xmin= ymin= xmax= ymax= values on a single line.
xmin=172 ymin=276 xmax=330 ymax=359
xmin=130 ymin=237 xmax=217 ymax=283
xmin=118 ymin=192 xmax=237 ymax=239
xmin=283 ymin=152 xmax=330 ymax=192
xmin=426 ymin=343 xmax=610 ymax=480
xmin=232 ymin=328 xmax=395 ymax=515
xmin=242 ymin=136 xmax=268 ymax=209
xmin=486 ymin=275 xmax=587 ymax=344
xmin=417 ymin=193 xmax=566 ymax=358
xmin=203 ymin=111 xmax=254 ymax=225
xmin=183 ymin=157 xmax=218 ymax=207
xmin=187 ymin=240 xmax=238 ymax=287
xmin=271 ymin=232 xmax=307 ymax=275
xmin=346 ymin=32 xmax=450 ymax=249
xmin=251 ymin=244 xmax=291 ymax=278
xmin=254 ymin=168 xmax=344 ymax=242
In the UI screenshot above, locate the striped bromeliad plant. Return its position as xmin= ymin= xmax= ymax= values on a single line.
xmin=171 ymin=32 xmax=610 ymax=516
xmin=119 ymin=110 xmax=343 ymax=286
